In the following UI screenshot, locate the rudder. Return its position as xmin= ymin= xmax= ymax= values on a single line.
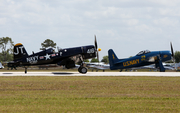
xmin=14 ymin=43 xmax=28 ymax=61
xmin=108 ymin=49 xmax=119 ymax=68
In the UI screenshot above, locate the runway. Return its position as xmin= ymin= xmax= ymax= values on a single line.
xmin=0 ymin=72 xmax=180 ymax=76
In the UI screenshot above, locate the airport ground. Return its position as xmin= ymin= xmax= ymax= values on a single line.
xmin=0 ymin=67 xmax=180 ymax=112
xmin=0 ymin=66 xmax=179 ymax=76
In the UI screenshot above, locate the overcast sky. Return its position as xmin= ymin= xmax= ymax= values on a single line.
xmin=1 ymin=0 xmax=180 ymax=60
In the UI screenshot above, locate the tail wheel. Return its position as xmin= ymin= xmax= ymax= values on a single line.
xmin=78 ymin=67 xmax=88 ymax=74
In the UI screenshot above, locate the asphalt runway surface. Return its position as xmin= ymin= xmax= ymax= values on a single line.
xmin=0 ymin=72 xmax=180 ymax=76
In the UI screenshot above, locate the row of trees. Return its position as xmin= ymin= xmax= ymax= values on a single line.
xmin=175 ymin=51 xmax=180 ymax=63
xmin=0 ymin=37 xmax=180 ymax=64
xmin=0 ymin=37 xmax=14 ymax=62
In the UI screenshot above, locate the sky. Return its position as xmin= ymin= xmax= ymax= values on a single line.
xmin=0 ymin=0 xmax=180 ymax=60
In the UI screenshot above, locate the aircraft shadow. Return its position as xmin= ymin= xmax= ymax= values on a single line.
xmin=1 ymin=72 xmax=74 ymax=75
xmin=52 ymin=72 xmax=74 ymax=75
xmin=2 ymin=73 xmax=13 ymax=74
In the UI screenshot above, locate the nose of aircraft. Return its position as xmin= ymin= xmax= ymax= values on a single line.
xmin=160 ymin=51 xmax=172 ymax=62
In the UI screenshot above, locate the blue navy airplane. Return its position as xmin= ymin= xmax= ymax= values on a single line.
xmin=108 ymin=43 xmax=174 ymax=72
xmin=8 ymin=36 xmax=101 ymax=74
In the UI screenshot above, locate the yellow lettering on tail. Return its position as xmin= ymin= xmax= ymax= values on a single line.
xmin=112 ymin=54 xmax=115 ymax=59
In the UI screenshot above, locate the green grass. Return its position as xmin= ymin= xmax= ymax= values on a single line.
xmin=0 ymin=76 xmax=180 ymax=113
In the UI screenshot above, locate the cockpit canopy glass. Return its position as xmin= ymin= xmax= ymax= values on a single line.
xmin=136 ymin=50 xmax=151 ymax=56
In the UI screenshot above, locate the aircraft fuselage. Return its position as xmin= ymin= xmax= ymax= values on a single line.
xmin=109 ymin=50 xmax=172 ymax=70
xmin=8 ymin=44 xmax=96 ymax=69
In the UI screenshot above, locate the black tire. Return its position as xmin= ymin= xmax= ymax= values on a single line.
xmin=81 ymin=67 xmax=88 ymax=74
xmin=78 ymin=67 xmax=87 ymax=74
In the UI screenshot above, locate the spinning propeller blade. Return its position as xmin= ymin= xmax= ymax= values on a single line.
xmin=171 ymin=42 xmax=174 ymax=58
xmin=170 ymin=42 xmax=176 ymax=70
xmin=97 ymin=51 xmax=99 ymax=62
xmin=94 ymin=35 xmax=100 ymax=62
xmin=95 ymin=35 xmax=98 ymax=50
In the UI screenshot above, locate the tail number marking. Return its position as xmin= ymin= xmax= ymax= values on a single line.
xmin=14 ymin=46 xmax=25 ymax=55
xmin=87 ymin=48 xmax=95 ymax=53
xmin=112 ymin=54 xmax=115 ymax=59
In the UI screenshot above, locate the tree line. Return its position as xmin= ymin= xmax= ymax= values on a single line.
xmin=0 ymin=37 xmax=180 ymax=64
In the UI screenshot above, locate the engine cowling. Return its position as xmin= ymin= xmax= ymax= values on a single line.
xmin=82 ymin=46 xmax=96 ymax=59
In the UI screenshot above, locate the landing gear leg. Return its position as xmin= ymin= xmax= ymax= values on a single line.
xmin=25 ymin=67 xmax=27 ymax=74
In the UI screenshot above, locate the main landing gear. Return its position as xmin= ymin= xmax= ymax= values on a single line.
xmin=78 ymin=56 xmax=88 ymax=74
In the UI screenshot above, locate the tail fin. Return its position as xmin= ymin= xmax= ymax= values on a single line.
xmin=14 ymin=43 xmax=28 ymax=61
xmin=108 ymin=49 xmax=119 ymax=68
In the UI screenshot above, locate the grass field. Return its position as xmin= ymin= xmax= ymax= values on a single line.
xmin=0 ymin=76 xmax=180 ymax=113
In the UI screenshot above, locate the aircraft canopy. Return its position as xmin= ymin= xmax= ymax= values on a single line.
xmin=136 ymin=50 xmax=150 ymax=56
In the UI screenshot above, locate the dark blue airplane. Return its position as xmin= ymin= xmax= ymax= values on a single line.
xmin=108 ymin=43 xmax=174 ymax=72
xmin=8 ymin=36 xmax=100 ymax=74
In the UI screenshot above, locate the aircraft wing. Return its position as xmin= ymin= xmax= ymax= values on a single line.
xmin=129 ymin=64 xmax=174 ymax=71
xmin=87 ymin=63 xmax=110 ymax=70
xmin=128 ymin=65 xmax=155 ymax=70
xmin=0 ymin=63 xmax=4 ymax=69
xmin=94 ymin=65 xmax=110 ymax=70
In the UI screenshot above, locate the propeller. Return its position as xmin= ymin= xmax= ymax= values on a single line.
xmin=171 ymin=42 xmax=174 ymax=58
xmin=170 ymin=42 xmax=176 ymax=70
xmin=94 ymin=35 xmax=101 ymax=62
xmin=95 ymin=35 xmax=98 ymax=50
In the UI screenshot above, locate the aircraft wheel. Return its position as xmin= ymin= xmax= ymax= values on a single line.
xmin=81 ymin=67 xmax=88 ymax=74
xmin=78 ymin=67 xmax=87 ymax=74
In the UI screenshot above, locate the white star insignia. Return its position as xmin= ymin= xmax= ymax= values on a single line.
xmin=44 ymin=54 xmax=51 ymax=60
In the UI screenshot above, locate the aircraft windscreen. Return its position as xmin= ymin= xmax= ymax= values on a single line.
xmin=136 ymin=50 xmax=150 ymax=56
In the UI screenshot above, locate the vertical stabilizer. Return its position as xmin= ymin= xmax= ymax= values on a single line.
xmin=108 ymin=49 xmax=119 ymax=68
xmin=14 ymin=43 xmax=28 ymax=61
